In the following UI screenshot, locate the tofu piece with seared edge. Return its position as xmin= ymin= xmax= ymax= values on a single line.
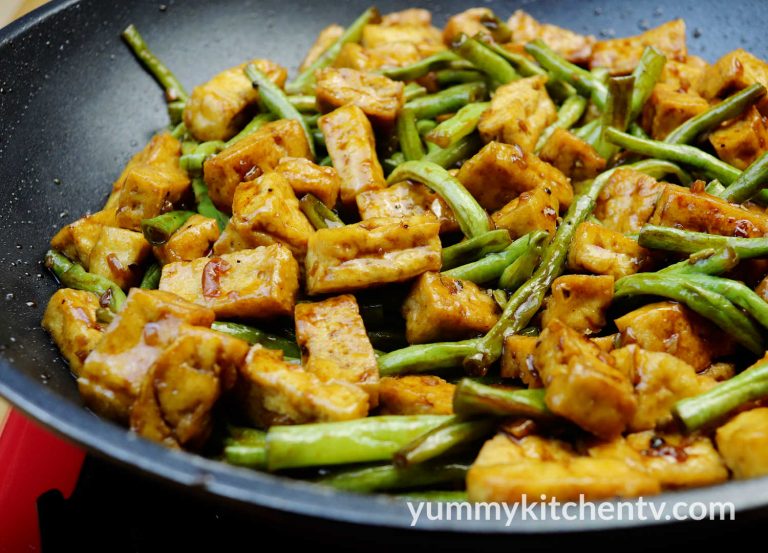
xmin=356 ymin=182 xmax=458 ymax=233
xmin=153 ymin=214 xmax=220 ymax=265
xmin=42 ymin=289 xmax=105 ymax=375
xmin=716 ymin=407 xmax=768 ymax=479
xmin=541 ymin=274 xmax=614 ymax=335
xmin=87 ymin=226 xmax=151 ymax=289
xmin=491 ymin=186 xmax=560 ymax=239
xmin=590 ymin=19 xmax=687 ymax=75
xmin=567 ymin=222 xmax=653 ymax=279
xmin=378 ymin=375 xmax=455 ymax=415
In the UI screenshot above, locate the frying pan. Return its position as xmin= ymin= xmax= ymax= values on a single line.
xmin=2 ymin=0 xmax=768 ymax=535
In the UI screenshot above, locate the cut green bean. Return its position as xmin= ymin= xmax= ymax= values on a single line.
xmin=403 ymin=82 xmax=487 ymax=120
xmin=683 ymin=273 xmax=768 ymax=330
xmin=659 ymin=247 xmax=739 ymax=276
xmin=416 ymin=119 xmax=438 ymax=136
xmin=628 ymin=47 xmax=667 ymax=122
xmin=224 ymin=427 xmax=267 ymax=469
xmin=498 ymin=233 xmax=546 ymax=290
xmin=299 ymin=194 xmax=344 ymax=230
xmin=180 ymin=140 xmax=225 ymax=176
xmin=317 ymin=461 xmax=468 ymax=493
xmin=396 ymin=109 xmax=425 ymax=161
xmin=45 ymin=250 xmax=126 ymax=312
xmin=140 ymin=210 xmax=196 ymax=246
xmin=627 ymin=159 xmax=692 ymax=185
xmin=441 ymin=229 xmax=512 ymax=270
xmin=288 ymin=94 xmax=317 ymax=112
xmin=452 ymin=379 xmax=551 ymax=418
xmin=394 ymin=417 xmax=495 ymax=468
xmin=535 ymin=95 xmax=588 ymax=153
xmin=638 ymin=225 xmax=768 ymax=259
xmin=121 ymin=24 xmax=188 ymax=103
xmin=211 ymin=321 xmax=300 ymax=358
xmin=595 ymin=75 xmax=635 ymax=159
xmin=425 ymin=102 xmax=489 ymax=148
xmin=424 ymin=133 xmax=483 ymax=168
xmin=404 ymin=82 xmax=428 ymax=102
xmin=453 ymin=34 xmax=518 ymax=85
xmin=718 ymin=152 xmax=768 ymax=203
xmin=191 ymin=177 xmax=229 ymax=231
xmin=225 ymin=113 xmax=276 ymax=147
xmin=139 ymin=262 xmax=162 ymax=290
xmin=435 ymin=69 xmax=486 ymax=85
xmin=378 ymin=340 xmax=480 ymax=377
xmin=380 ymin=50 xmax=465 ymax=81
xmin=443 ymin=232 xmax=543 ymax=283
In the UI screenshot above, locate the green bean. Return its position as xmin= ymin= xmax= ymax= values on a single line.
xmin=286 ymin=7 xmax=379 ymax=94
xmin=638 ymin=225 xmax=768 ymax=259
xmin=403 ymin=82 xmax=487 ymax=120
xmin=393 ymin=417 xmax=496 ymax=468
xmin=498 ymin=233 xmax=546 ymax=290
xmin=441 ymin=229 xmax=512 ymax=270
xmin=573 ymin=119 xmax=600 ymax=141
xmin=311 ymin=128 xmax=326 ymax=149
xmin=665 ymin=83 xmax=767 ymax=145
xmin=211 ymin=321 xmax=300 ymax=358
xmin=170 ymin=122 xmax=187 ymax=140
xmin=659 ymin=247 xmax=740 ymax=276
xmin=683 ymin=273 xmax=768 ymax=330
xmin=718 ymin=152 xmax=768 ymax=203
xmin=167 ymin=100 xmax=186 ymax=125
xmin=388 ymin=161 xmax=491 ymax=238
xmin=396 ymin=109 xmax=425 ymax=161
xmin=191 ymin=177 xmax=229 ymax=231
xmin=627 ymin=159 xmax=692 ymax=185
xmin=425 ymin=102 xmax=489 ymax=148
xmin=266 ymin=415 xmax=451 ymax=470
xmin=705 ymin=179 xmax=726 ymax=195
xmin=140 ymin=210 xmax=196 ymax=246
xmin=535 ymin=95 xmax=588 ymax=153
xmin=675 ymin=359 xmax=768 ymax=431
xmin=443 ymin=232 xmax=544 ymax=283
xmin=299 ymin=194 xmax=344 ymax=230
xmin=317 ymin=461 xmax=469 ymax=493
xmin=245 ymin=64 xmax=315 ymax=157
xmin=288 ymin=94 xmax=317 ymax=112
xmin=453 ymin=34 xmax=518 ymax=85
xmin=180 ymin=140 xmax=225 ymax=176
xmin=397 ymin=491 xmax=469 ymax=502
xmin=225 ymin=113 xmax=276 ymax=147
xmin=628 ymin=47 xmax=667 ymax=122
xmin=303 ymin=113 xmax=321 ymax=127
xmin=628 ymin=122 xmax=650 ymax=139
xmin=45 ymin=250 xmax=126 ymax=312
xmin=121 ymin=24 xmax=188 ymax=103
xmin=139 ymin=262 xmax=162 ymax=290
xmin=435 ymin=69 xmax=486 ymax=85
xmin=224 ymin=427 xmax=267 ymax=469
xmin=604 ymin=128 xmax=740 ymax=184
xmin=378 ymin=340 xmax=480 ymax=377
xmin=404 ymin=82 xmax=428 ymax=102
xmin=424 ymin=133 xmax=483 ymax=169
xmin=595 ymin=76 xmax=635 ymax=159
xmin=416 ymin=119 xmax=438 ymax=136
xmin=614 ymin=273 xmax=763 ymax=354
xmin=452 ymin=379 xmax=551 ymax=418
xmin=379 ymin=50 xmax=465 ymax=81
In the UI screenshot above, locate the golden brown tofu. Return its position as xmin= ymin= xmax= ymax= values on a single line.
xmin=615 ymin=302 xmax=733 ymax=372
xmin=183 ymin=59 xmax=287 ymax=142
xmin=356 ymin=181 xmax=458 ymax=233
xmin=478 ymin=76 xmax=557 ymax=153
xmin=299 ymin=24 xmax=344 ymax=72
xmin=159 ymin=245 xmax=299 ymax=319
xmin=491 ymin=186 xmax=560 ymax=239
xmin=115 ymin=164 xmax=190 ymax=232
xmin=77 ymin=289 xmax=215 ymax=423
xmin=716 ymin=408 xmax=768 ymax=479
xmin=378 ymin=375 xmax=455 ymax=415
xmin=362 ymin=23 xmax=444 ymax=57
xmin=539 ymin=128 xmax=607 ymax=181
xmin=649 ymin=183 xmax=768 ymax=237
xmin=641 ymin=83 xmax=709 ymax=140
xmin=500 ymin=335 xmax=542 ymax=388
xmin=442 ymin=7 xmax=508 ymax=45
xmin=590 ymin=19 xmax=687 ymax=75
xmin=611 ymin=345 xmax=707 ymax=431
xmin=507 ymin=10 xmax=595 ymax=64
xmin=153 ymin=215 xmax=220 ymax=265
xmin=274 ymin=157 xmax=341 ymax=208
xmin=319 ymin=104 xmax=387 ymax=205
xmin=42 ymin=289 xmax=105 ymax=375
xmin=709 ymin=106 xmax=768 ymax=170
xmin=50 ymin=209 xmax=116 ymax=270
xmin=589 ymin=432 xmax=728 ymax=489
xmin=203 ymin=119 xmax=312 ymax=211
xmin=237 ymin=345 xmax=369 ymax=428
xmin=295 ymin=295 xmax=379 ymax=405
xmin=695 ymin=49 xmax=768 ymax=112
xmin=229 ymin=172 xmax=315 ymax=258
xmin=305 ymin=216 xmax=441 ymax=295
xmin=382 ymin=8 xmax=432 ymax=27
xmin=534 ymin=319 xmax=636 ymax=439
xmin=542 ymin=275 xmax=614 ymax=335
xmin=567 ymin=222 xmax=653 ymax=279
xmin=594 ymin=168 xmax=665 ymax=234
xmin=660 ymin=56 xmax=708 ymax=93
xmin=129 ymin=327 xmax=248 ymax=449
xmin=457 ymin=141 xmax=573 ymax=212
xmin=316 ymin=68 xmax=404 ymax=131
xmin=211 ymin=223 xmax=253 ymax=255
xmin=401 ymin=271 xmax=499 ymax=344
xmin=473 ymin=434 xmax=576 ymax=467
xmin=334 ymin=42 xmax=426 ymax=71
xmin=87 ymin=226 xmax=151 ymax=289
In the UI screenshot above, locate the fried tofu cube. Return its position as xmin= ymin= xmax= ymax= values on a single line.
xmin=649 ymin=183 xmax=768 ymax=236
xmin=401 ymin=271 xmax=500 ymax=344
xmin=362 ymin=23 xmax=444 ymax=57
xmin=183 ymin=59 xmax=288 ymax=142
xmin=457 ymin=141 xmax=573 ymax=212
xmin=319 ymin=104 xmax=386 ymax=205
xmin=203 ymin=119 xmax=312 ymax=211
xmin=491 ymin=186 xmax=560 ymax=239
xmin=611 ymin=345 xmax=707 ymax=431
xmin=237 ymin=345 xmax=369 ymax=428
xmin=542 ymin=275 xmax=614 ymax=335
xmin=274 ymin=157 xmax=341 ymax=208
xmin=299 ymin=24 xmax=344 ymax=72
xmin=660 ymin=56 xmax=708 ymax=93
xmin=534 ymin=319 xmax=636 ymax=439
xmin=641 ymin=83 xmax=710 ymax=140
xmin=378 ymin=375 xmax=455 ymax=415
xmin=695 ymin=49 xmax=768 ymax=112
xmin=129 ymin=327 xmax=248 ymax=449
xmin=116 ymin=164 xmax=190 ymax=231
xmin=615 ymin=302 xmax=734 ymax=372
xmin=716 ymin=407 xmax=768 ymax=479
xmin=567 ymin=222 xmax=653 ymax=279
xmin=42 ymin=289 xmax=105 ymax=375
xmin=77 ymin=289 xmax=215 ymax=422
xmin=50 ymin=209 xmax=116 ymax=270
xmin=87 ymin=226 xmax=151 ymax=289
xmin=539 ymin=128 xmax=607 ymax=181
xmin=211 ymin=223 xmax=252 ymax=255
xmin=295 ymin=295 xmax=379 ymax=405
xmin=507 ymin=10 xmax=595 ymax=64
xmin=709 ymin=106 xmax=768 ymax=170
xmin=229 ymin=172 xmax=315 ymax=258
xmin=381 ymin=8 xmax=432 ymax=27
xmin=356 ymin=181 xmax=458 ymax=233
xmin=316 ymin=68 xmax=404 ymax=131
xmin=442 ymin=7 xmax=509 ymax=45
xmin=159 ymin=245 xmax=299 ymax=319
xmin=590 ymin=19 xmax=687 ymax=75
xmin=306 ymin=215 xmax=441 ymax=295
xmin=333 ymin=41 xmax=426 ymax=71
xmin=153 ymin=214 xmax=220 ymax=265
xmin=594 ymin=168 xmax=665 ymax=233
xmin=500 ymin=335 xmax=541 ymax=387
xmin=478 ymin=76 xmax=557 ymax=153
xmin=589 ymin=432 xmax=728 ymax=489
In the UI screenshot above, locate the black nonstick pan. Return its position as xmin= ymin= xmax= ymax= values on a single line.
xmin=2 ymin=0 xmax=768 ymax=538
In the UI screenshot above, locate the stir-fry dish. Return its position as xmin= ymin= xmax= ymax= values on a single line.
xmin=41 ymin=6 xmax=768 ymax=503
